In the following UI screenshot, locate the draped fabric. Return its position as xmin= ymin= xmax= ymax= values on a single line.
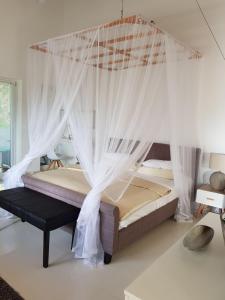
xmin=3 ymin=16 xmax=200 ymax=264
xmin=68 ymin=26 xmax=166 ymax=264
xmin=165 ymin=36 xmax=199 ymax=221
xmin=3 ymin=31 xmax=98 ymax=189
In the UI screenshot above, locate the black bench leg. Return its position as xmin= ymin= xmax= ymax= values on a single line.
xmin=71 ymin=221 xmax=76 ymax=250
xmin=104 ymin=252 xmax=112 ymax=265
xmin=43 ymin=231 xmax=50 ymax=268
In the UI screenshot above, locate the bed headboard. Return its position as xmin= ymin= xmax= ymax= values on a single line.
xmin=145 ymin=143 xmax=171 ymax=161
xmin=146 ymin=142 xmax=201 ymax=196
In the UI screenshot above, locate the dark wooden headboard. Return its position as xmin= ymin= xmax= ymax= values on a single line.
xmin=145 ymin=143 xmax=171 ymax=161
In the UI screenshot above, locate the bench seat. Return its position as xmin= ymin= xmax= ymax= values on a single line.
xmin=0 ymin=187 xmax=80 ymax=268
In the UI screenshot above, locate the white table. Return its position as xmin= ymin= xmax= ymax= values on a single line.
xmin=125 ymin=213 xmax=225 ymax=300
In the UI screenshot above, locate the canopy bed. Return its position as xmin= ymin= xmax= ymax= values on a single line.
xmin=21 ymin=143 xmax=200 ymax=264
xmin=2 ymin=15 xmax=201 ymax=265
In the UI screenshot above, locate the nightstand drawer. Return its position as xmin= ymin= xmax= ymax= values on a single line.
xmin=196 ymin=189 xmax=225 ymax=208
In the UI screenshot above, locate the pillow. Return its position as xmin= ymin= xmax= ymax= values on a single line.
xmin=142 ymin=159 xmax=172 ymax=170
xmin=137 ymin=166 xmax=174 ymax=180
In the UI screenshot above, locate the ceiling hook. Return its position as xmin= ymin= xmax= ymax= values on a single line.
xmin=121 ymin=0 xmax=124 ymax=19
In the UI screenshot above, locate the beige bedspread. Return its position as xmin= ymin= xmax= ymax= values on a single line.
xmin=31 ymin=168 xmax=171 ymax=220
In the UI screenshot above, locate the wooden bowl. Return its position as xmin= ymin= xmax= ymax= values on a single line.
xmin=183 ymin=225 xmax=214 ymax=251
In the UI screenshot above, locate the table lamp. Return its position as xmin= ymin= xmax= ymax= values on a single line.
xmin=209 ymin=153 xmax=225 ymax=172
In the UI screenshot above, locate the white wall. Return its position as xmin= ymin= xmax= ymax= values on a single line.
xmin=0 ymin=0 xmax=64 ymax=80
xmin=0 ymin=0 xmax=64 ymax=162
xmin=156 ymin=1 xmax=225 ymax=154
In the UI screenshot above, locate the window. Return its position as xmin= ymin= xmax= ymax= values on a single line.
xmin=0 ymin=80 xmax=16 ymax=175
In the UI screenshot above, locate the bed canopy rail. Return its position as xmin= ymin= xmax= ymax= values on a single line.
xmin=30 ymin=15 xmax=201 ymax=71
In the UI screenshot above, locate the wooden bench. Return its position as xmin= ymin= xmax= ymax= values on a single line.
xmin=0 ymin=187 xmax=80 ymax=268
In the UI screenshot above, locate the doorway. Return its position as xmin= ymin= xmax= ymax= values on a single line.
xmin=0 ymin=80 xmax=16 ymax=181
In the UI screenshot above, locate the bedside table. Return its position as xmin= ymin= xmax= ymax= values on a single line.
xmin=196 ymin=184 xmax=225 ymax=217
xmin=196 ymin=184 xmax=225 ymax=243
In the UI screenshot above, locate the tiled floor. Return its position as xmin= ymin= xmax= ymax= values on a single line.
xmin=0 ymin=219 xmax=193 ymax=300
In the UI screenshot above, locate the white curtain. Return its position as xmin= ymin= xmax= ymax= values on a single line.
xmin=69 ymin=25 xmax=167 ymax=264
xmin=165 ymin=36 xmax=200 ymax=221
xmin=2 ymin=33 xmax=97 ymax=218
xmin=3 ymin=18 xmax=200 ymax=264
xmin=3 ymin=32 xmax=98 ymax=189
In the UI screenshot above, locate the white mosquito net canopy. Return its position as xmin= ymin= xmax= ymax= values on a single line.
xmin=3 ymin=15 xmax=201 ymax=264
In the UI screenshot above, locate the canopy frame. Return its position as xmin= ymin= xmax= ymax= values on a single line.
xmin=30 ymin=15 xmax=202 ymax=71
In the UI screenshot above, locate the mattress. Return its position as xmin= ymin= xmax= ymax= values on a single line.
xmin=119 ymin=171 xmax=177 ymax=229
xmin=28 ymin=167 xmax=176 ymax=229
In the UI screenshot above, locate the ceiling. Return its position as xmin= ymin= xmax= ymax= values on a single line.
xmin=126 ymin=0 xmax=225 ymax=19
xmin=154 ymin=0 xmax=225 ymax=55
xmin=37 ymin=0 xmax=225 ymax=58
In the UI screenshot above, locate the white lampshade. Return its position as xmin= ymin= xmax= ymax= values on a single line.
xmin=209 ymin=153 xmax=225 ymax=173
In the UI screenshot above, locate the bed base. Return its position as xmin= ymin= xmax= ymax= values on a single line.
xmin=117 ymin=198 xmax=178 ymax=251
xmin=104 ymin=252 xmax=113 ymax=264
xmin=22 ymin=173 xmax=178 ymax=260
xmin=22 ymin=142 xmax=199 ymax=262
xmin=104 ymin=198 xmax=177 ymax=264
